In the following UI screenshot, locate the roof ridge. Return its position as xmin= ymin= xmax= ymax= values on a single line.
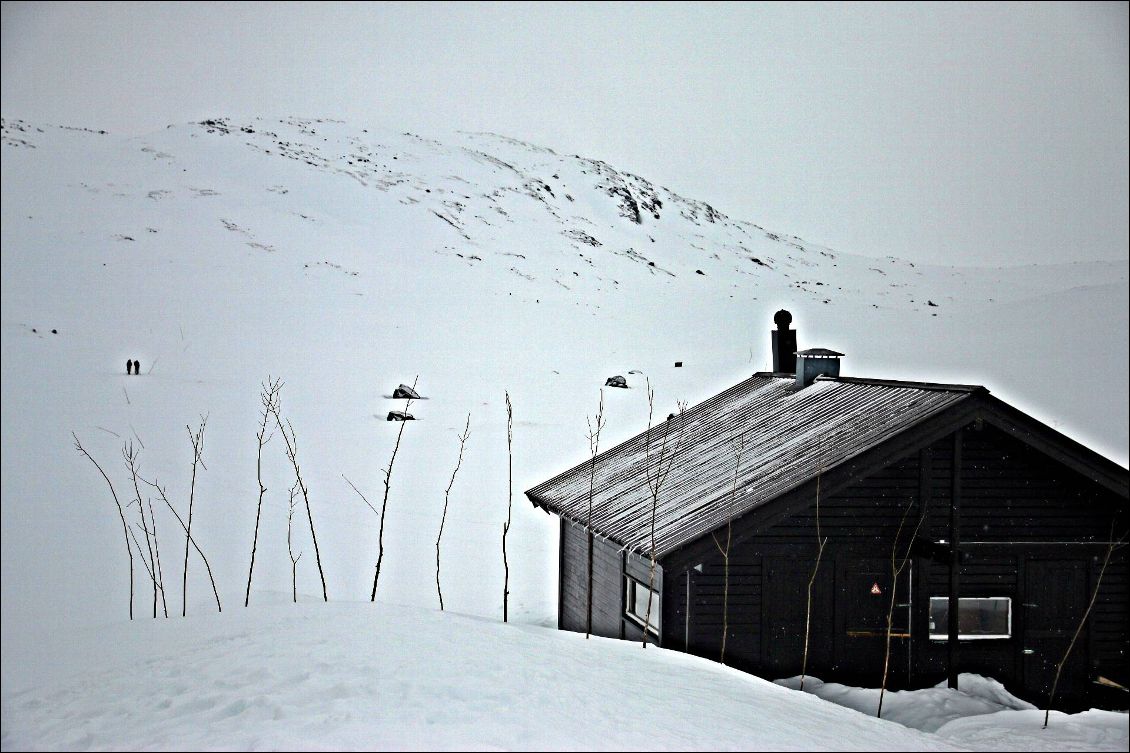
xmin=750 ymin=372 xmax=986 ymax=393
xmin=819 ymin=375 xmax=986 ymax=393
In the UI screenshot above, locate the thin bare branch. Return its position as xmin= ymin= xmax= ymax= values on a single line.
xmin=437 ymin=414 xmax=472 ymax=611
xmin=149 ymin=496 xmax=168 ymax=617
xmin=372 ymin=376 xmax=418 ymax=601
xmin=287 ymin=480 xmax=303 ymax=603
xmin=74 ymin=433 xmax=134 ymax=620
xmin=878 ymin=497 xmax=927 ymax=717
xmin=1044 ymin=523 xmax=1127 ymax=726
xmin=344 ymin=475 xmax=379 ymax=517
xmin=128 ymin=524 xmax=159 ymax=585
xmin=641 ymin=381 xmax=686 ymax=647
xmin=124 ymin=442 xmax=160 ymax=618
xmin=246 ymin=377 xmax=282 ymax=607
xmin=715 ymin=435 xmax=744 ymax=663
xmin=584 ymin=390 xmax=606 ymax=638
xmin=503 ymin=391 xmax=514 ymax=622
xmin=269 ymin=388 xmax=328 ymax=601
xmin=800 ymin=466 xmax=828 ymax=691
xmin=143 ymin=475 xmax=222 ymax=613
xmin=181 ymin=415 xmax=208 ymax=617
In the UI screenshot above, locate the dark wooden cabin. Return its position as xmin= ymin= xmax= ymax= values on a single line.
xmin=526 ymin=320 xmax=1129 ymax=711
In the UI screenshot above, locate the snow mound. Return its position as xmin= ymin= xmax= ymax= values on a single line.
xmin=775 ymin=674 xmax=1127 ymax=751
xmin=934 ymin=673 xmax=1035 ymax=712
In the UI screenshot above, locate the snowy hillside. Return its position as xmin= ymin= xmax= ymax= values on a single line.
xmin=2 ymin=116 xmax=1127 ymax=749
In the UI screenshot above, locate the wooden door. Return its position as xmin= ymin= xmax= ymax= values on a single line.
xmin=1023 ymin=559 xmax=1088 ymax=706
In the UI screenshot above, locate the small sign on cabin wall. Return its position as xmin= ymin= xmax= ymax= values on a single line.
xmin=870 ymin=582 xmax=882 ymax=595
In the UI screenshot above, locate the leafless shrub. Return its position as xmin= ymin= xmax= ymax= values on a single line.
xmin=246 ymin=377 xmax=282 ymax=607
xmin=181 ymin=415 xmax=208 ymax=617
xmin=287 ymin=480 xmax=303 ymax=603
xmin=124 ymin=442 xmax=166 ymax=618
xmin=269 ymin=390 xmax=328 ymax=601
xmin=711 ymin=435 xmax=745 ymax=664
xmin=503 ymin=391 xmax=513 ymax=622
xmin=585 ymin=391 xmax=606 ymax=638
xmin=437 ymin=414 xmax=472 ymax=611
xmin=641 ymin=380 xmax=686 ymax=647
xmin=800 ymin=464 xmax=827 ymax=691
xmin=371 ymin=376 xmax=418 ymax=601
xmin=877 ymin=497 xmax=926 ymax=717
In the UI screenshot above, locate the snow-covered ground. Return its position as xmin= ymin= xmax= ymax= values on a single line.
xmin=2 ymin=602 xmax=1124 ymax=751
xmin=777 ymin=675 xmax=1128 ymax=751
xmin=0 ymin=600 xmax=965 ymax=752
xmin=2 ymin=116 xmax=1127 ymax=750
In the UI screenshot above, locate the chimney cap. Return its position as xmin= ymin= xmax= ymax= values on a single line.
xmin=796 ymin=347 xmax=844 ymax=357
xmin=773 ymin=309 xmax=793 ymax=329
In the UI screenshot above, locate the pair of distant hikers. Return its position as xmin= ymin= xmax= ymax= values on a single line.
xmin=125 ymin=359 xmax=141 ymax=375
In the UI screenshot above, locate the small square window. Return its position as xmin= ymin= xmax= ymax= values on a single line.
xmin=625 ymin=576 xmax=660 ymax=634
xmin=929 ymin=597 xmax=1011 ymax=640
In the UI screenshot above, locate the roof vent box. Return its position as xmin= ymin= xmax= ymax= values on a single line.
xmin=796 ymin=348 xmax=844 ymax=388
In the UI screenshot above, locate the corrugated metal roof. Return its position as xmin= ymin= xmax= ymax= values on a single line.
xmin=526 ymin=374 xmax=979 ymax=559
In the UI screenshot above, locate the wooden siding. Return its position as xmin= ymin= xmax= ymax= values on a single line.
xmin=925 ymin=425 xmax=1128 ymax=542
xmin=680 ymin=551 xmax=764 ymax=668
xmin=559 ymin=520 xmax=622 ymax=639
xmin=1090 ymin=552 xmax=1128 ymax=688
xmin=658 ymin=425 xmax=1128 ymax=708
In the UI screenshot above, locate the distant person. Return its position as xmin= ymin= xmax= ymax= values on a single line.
xmin=133 ymin=359 xmax=141 ymax=375
xmin=126 ymin=359 xmax=133 ymax=375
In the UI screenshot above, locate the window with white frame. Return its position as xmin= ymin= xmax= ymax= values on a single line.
xmin=625 ymin=576 xmax=660 ymax=634
xmin=929 ymin=597 xmax=1011 ymax=640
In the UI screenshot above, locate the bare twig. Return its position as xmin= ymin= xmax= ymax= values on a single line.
xmin=1044 ymin=524 xmax=1127 ymax=726
xmin=372 ymin=376 xmax=418 ymax=601
xmin=878 ymin=497 xmax=927 ymax=717
xmin=800 ymin=461 xmax=828 ymax=691
xmin=142 ymin=475 xmax=222 ymax=613
xmin=287 ymin=481 xmax=303 ymax=603
xmin=344 ymin=475 xmax=378 ymax=515
xmin=437 ymin=414 xmax=472 ymax=610
xmin=711 ymin=435 xmax=745 ymax=664
xmin=148 ymin=496 xmax=168 ymax=618
xmin=641 ymin=381 xmax=686 ymax=647
xmin=503 ymin=391 xmax=514 ymax=622
xmin=269 ymin=389 xmax=328 ymax=601
xmin=128 ymin=524 xmax=159 ymax=588
xmin=246 ymin=377 xmax=282 ymax=607
xmin=74 ymin=433 xmax=134 ymax=620
xmin=585 ymin=391 xmax=606 ymax=638
xmin=181 ymin=415 xmax=208 ymax=617
xmin=124 ymin=442 xmax=160 ymax=618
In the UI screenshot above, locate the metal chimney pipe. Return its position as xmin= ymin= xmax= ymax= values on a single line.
xmin=771 ymin=310 xmax=797 ymax=373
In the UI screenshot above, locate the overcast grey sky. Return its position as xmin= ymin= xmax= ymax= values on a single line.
xmin=3 ymin=1 xmax=1127 ymax=266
